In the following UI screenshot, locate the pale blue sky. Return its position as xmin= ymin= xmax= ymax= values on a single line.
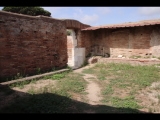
xmin=1 ymin=7 xmax=160 ymax=26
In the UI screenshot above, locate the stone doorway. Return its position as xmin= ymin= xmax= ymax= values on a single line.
xmin=67 ymin=29 xmax=85 ymax=69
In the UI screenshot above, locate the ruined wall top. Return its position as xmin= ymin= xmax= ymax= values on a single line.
xmin=0 ymin=10 xmax=91 ymax=29
xmin=61 ymin=19 xmax=91 ymax=29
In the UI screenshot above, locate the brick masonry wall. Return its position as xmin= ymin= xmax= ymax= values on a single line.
xmin=0 ymin=12 xmax=67 ymax=78
xmin=81 ymin=31 xmax=94 ymax=57
xmin=81 ymin=26 xmax=160 ymax=58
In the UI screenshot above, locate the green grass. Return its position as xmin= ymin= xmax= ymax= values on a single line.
xmin=83 ymin=63 xmax=160 ymax=88
xmin=25 ymin=72 xmax=87 ymax=96
xmin=50 ymin=72 xmax=66 ymax=80
xmin=43 ymin=72 xmax=68 ymax=80
xmin=102 ymin=85 xmax=113 ymax=95
xmin=1 ymin=62 xmax=160 ymax=113
xmin=82 ymin=62 xmax=160 ymax=112
xmin=56 ymin=73 xmax=87 ymax=94
xmin=111 ymin=96 xmax=141 ymax=110
xmin=9 ymin=80 xmax=31 ymax=89
xmin=9 ymin=71 xmax=69 ymax=89
xmin=0 ymin=72 xmax=88 ymax=113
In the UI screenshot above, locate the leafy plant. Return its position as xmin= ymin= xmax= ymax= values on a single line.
xmin=36 ymin=68 xmax=41 ymax=74
xmin=51 ymin=72 xmax=67 ymax=80
xmin=66 ymin=30 xmax=71 ymax=36
xmin=2 ymin=7 xmax=51 ymax=17
xmin=14 ymin=73 xmax=23 ymax=80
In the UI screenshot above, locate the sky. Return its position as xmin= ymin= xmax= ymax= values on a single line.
xmin=0 ymin=7 xmax=160 ymax=26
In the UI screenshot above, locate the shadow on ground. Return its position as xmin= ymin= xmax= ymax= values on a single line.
xmin=0 ymin=84 xmax=147 ymax=113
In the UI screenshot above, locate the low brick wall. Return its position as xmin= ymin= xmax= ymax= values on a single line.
xmin=81 ymin=26 xmax=160 ymax=58
xmin=89 ymin=57 xmax=160 ymax=66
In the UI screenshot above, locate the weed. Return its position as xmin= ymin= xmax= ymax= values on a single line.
xmin=36 ymin=68 xmax=41 ymax=74
xmin=43 ymin=75 xmax=51 ymax=79
xmin=27 ymin=86 xmax=35 ymax=95
xmin=30 ymin=79 xmax=37 ymax=84
xmin=67 ymin=65 xmax=73 ymax=72
xmin=51 ymin=72 xmax=66 ymax=80
xmin=102 ymin=85 xmax=113 ymax=95
xmin=81 ymin=60 xmax=88 ymax=67
xmin=9 ymin=80 xmax=31 ymax=89
xmin=14 ymin=73 xmax=23 ymax=80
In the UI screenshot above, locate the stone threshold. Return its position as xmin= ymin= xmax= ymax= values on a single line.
xmin=0 ymin=69 xmax=70 ymax=86
xmin=104 ymin=58 xmax=160 ymax=62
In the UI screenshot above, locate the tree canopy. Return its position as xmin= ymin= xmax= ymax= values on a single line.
xmin=2 ymin=7 xmax=51 ymax=17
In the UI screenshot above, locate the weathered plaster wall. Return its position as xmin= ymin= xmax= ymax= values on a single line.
xmin=81 ymin=25 xmax=160 ymax=58
xmin=0 ymin=11 xmax=67 ymax=78
xmin=150 ymin=27 xmax=160 ymax=57
xmin=67 ymin=35 xmax=73 ymax=67
xmin=67 ymin=29 xmax=85 ymax=69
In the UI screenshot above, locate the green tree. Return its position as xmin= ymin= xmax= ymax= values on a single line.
xmin=2 ymin=6 xmax=51 ymax=17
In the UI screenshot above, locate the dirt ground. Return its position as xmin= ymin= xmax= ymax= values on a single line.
xmin=0 ymin=60 xmax=160 ymax=113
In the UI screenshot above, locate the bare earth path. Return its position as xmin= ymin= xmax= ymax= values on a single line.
xmin=74 ymin=64 xmax=102 ymax=105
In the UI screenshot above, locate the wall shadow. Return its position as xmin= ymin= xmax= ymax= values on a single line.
xmin=0 ymin=84 xmax=147 ymax=113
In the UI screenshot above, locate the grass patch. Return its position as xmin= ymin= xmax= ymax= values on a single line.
xmin=0 ymin=72 xmax=88 ymax=113
xmin=82 ymin=68 xmax=95 ymax=74
xmin=43 ymin=72 xmax=69 ymax=80
xmin=83 ymin=62 xmax=160 ymax=112
xmin=102 ymin=85 xmax=113 ymax=95
xmin=50 ymin=72 xmax=67 ymax=80
xmin=56 ymin=73 xmax=87 ymax=94
xmin=86 ymin=63 xmax=160 ymax=88
xmin=111 ymin=96 xmax=141 ymax=110
xmin=27 ymin=86 xmax=35 ymax=95
xmin=9 ymin=80 xmax=31 ymax=89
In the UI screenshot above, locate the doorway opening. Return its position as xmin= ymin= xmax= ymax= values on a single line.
xmin=66 ymin=29 xmax=85 ymax=69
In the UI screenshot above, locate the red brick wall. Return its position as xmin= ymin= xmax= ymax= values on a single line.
xmin=0 ymin=12 xmax=67 ymax=79
xmin=81 ymin=31 xmax=94 ymax=57
xmin=81 ymin=26 xmax=160 ymax=58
